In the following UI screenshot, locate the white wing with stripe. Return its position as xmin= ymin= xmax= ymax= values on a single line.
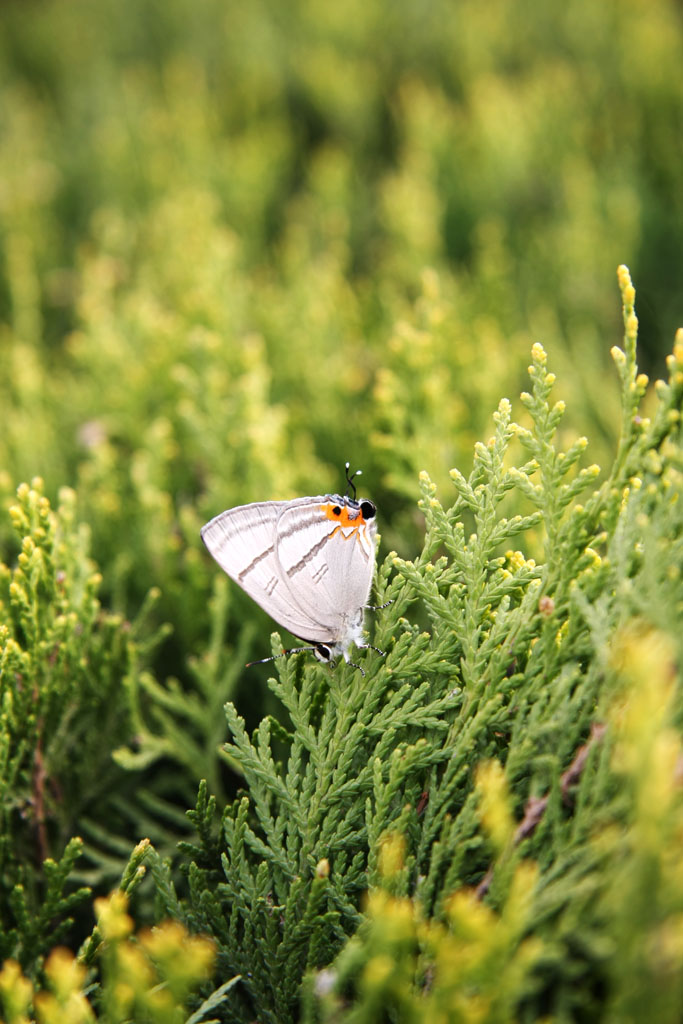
xmin=275 ymin=499 xmax=376 ymax=639
xmin=200 ymin=501 xmax=325 ymax=640
xmin=201 ymin=495 xmax=377 ymax=646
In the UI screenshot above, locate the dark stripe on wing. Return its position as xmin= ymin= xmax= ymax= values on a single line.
xmin=276 ymin=499 xmax=340 ymax=542
xmin=285 ymin=523 xmax=373 ymax=578
xmin=238 ymin=544 xmax=275 ymax=582
xmin=286 ymin=530 xmax=334 ymax=577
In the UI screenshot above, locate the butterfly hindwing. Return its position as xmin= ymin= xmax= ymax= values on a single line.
xmin=275 ymin=496 xmax=377 ymax=635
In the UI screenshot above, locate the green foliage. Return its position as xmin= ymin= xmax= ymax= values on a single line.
xmin=2 ymin=0 xmax=683 ymax=645
xmin=1 ymin=0 xmax=683 ymax=1019
xmin=0 ymin=477 xmax=247 ymax=972
xmin=301 ymin=843 xmax=543 ymax=1024
xmin=301 ymin=622 xmax=683 ymax=1024
xmin=0 ymin=481 xmax=166 ymax=967
xmin=111 ymin=573 xmax=249 ymax=799
xmin=154 ymin=273 xmax=683 ymax=1022
xmin=1 ymin=837 xmax=88 ymax=978
xmin=0 ymin=885 xmax=233 ymax=1024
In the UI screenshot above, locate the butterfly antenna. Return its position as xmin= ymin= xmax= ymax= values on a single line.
xmin=345 ymin=461 xmax=361 ymax=501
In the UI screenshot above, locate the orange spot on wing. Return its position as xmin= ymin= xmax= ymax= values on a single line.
xmin=320 ymin=502 xmax=364 ymax=528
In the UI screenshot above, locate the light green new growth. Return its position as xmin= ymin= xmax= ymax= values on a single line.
xmin=0 ymin=483 xmax=170 ymax=965
xmin=0 ymin=885 xmax=231 ymax=1024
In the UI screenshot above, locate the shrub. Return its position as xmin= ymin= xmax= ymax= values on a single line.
xmin=143 ymin=269 xmax=683 ymax=1021
xmin=1 ymin=0 xmax=682 ymax=1016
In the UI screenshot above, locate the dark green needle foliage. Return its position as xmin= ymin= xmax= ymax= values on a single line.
xmin=133 ymin=269 xmax=683 ymax=1023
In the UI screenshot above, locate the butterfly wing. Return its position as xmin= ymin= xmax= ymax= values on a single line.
xmin=200 ymin=501 xmax=328 ymax=640
xmin=274 ymin=497 xmax=377 ymax=640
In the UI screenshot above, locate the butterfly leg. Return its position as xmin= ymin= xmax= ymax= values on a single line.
xmin=246 ymin=645 xmax=318 ymax=668
xmin=346 ymin=659 xmax=365 ymax=676
xmin=358 ymin=643 xmax=386 ymax=657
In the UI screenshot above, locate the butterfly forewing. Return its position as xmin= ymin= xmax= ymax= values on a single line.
xmin=200 ymin=502 xmax=327 ymax=640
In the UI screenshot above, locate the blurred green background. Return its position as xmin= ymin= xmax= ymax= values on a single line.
xmin=1 ymin=0 xmax=682 ymax=679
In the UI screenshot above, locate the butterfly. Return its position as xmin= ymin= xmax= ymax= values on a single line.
xmin=201 ymin=465 xmax=381 ymax=668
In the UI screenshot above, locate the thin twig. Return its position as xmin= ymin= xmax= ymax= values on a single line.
xmin=476 ymin=722 xmax=607 ymax=899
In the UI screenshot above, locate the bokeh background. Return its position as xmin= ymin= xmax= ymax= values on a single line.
xmin=1 ymin=0 xmax=682 ymax=687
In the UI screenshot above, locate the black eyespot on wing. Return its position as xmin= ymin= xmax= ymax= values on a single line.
xmin=331 ymin=505 xmax=342 ymax=516
xmin=360 ymin=500 xmax=376 ymax=519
